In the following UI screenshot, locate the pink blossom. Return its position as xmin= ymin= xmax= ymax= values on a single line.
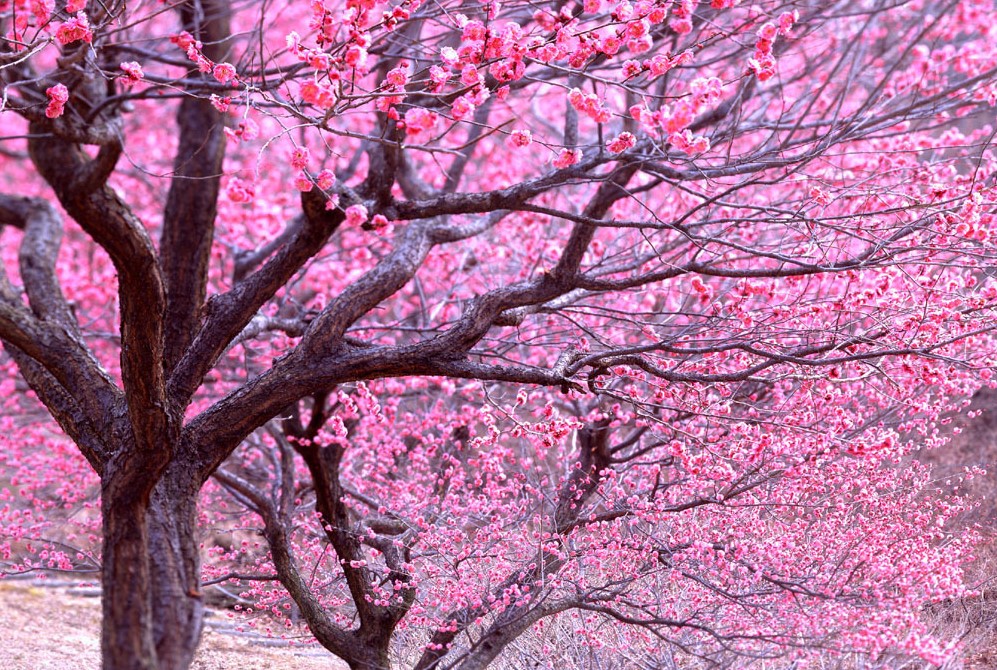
xmin=345 ymin=204 xmax=369 ymax=226
xmin=300 ymin=80 xmax=336 ymax=110
xmin=120 ymin=61 xmax=143 ymax=83
xmin=629 ymin=104 xmax=658 ymax=128
xmin=307 ymin=51 xmax=332 ymax=71
xmin=460 ymin=64 xmax=481 ymax=86
xmin=404 ymin=107 xmax=438 ymax=134
xmin=440 ymin=47 xmax=459 ymax=67
xmin=627 ymin=35 xmax=653 ymax=54
xmin=290 ymin=147 xmax=310 ymax=171
xmin=315 ymin=169 xmax=336 ymax=190
xmin=669 ymin=18 xmax=692 ymax=35
xmin=187 ymin=45 xmax=212 ymax=73
xmin=285 ymin=31 xmax=302 ymax=56
xmin=690 ymin=76 xmax=723 ymax=106
xmin=55 ymin=13 xmax=92 ymax=45
xmin=607 ymin=131 xmax=636 ymax=153
xmin=293 ymin=173 xmax=313 ymax=192
xmin=661 ymin=99 xmax=695 ymax=134
xmin=65 ymin=0 xmax=86 ymax=11
xmin=778 ymin=10 xmax=799 ymax=36
xmin=489 ymin=59 xmax=525 ymax=83
xmin=209 ymin=95 xmax=231 ymax=113
xmin=670 ymin=129 xmax=710 ymax=154
xmin=224 ymin=118 xmax=259 ymax=142
xmin=612 ymin=0 xmax=633 ymax=21
xmin=385 ymin=64 xmax=410 ymax=87
xmin=507 ymin=129 xmax=533 ymax=149
xmin=601 ymin=35 xmax=621 ymax=56
xmin=748 ymin=53 xmax=776 ymax=81
xmin=757 ymin=22 xmax=778 ymax=41
xmin=462 ymin=19 xmax=486 ymax=42
xmin=456 ymin=43 xmax=480 ymax=64
xmin=646 ymin=50 xmax=693 ymax=78
xmin=567 ymin=88 xmax=611 ymax=123
xmin=639 ymin=5 xmax=662 ymax=22
xmin=344 ymin=45 xmax=368 ymax=68
xmin=626 ymin=19 xmax=649 ymax=40
xmin=212 ymin=62 xmax=237 ymax=84
xmin=622 ymin=59 xmax=643 ymax=79
xmin=428 ymin=65 xmax=449 ymax=91
xmin=451 ymin=95 xmax=475 ymax=120
xmin=171 ymin=31 xmax=197 ymax=51
xmin=553 ymin=148 xmax=581 ymax=168
xmin=226 ymin=177 xmax=255 ymax=203
xmin=31 ymin=0 xmax=54 ymax=22
xmin=45 ymin=83 xmax=69 ymax=119
xmin=810 ymin=186 xmax=832 ymax=205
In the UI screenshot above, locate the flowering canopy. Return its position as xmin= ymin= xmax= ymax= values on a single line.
xmin=0 ymin=0 xmax=996 ymax=669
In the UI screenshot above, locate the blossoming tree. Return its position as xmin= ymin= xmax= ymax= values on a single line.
xmin=1 ymin=0 xmax=996 ymax=668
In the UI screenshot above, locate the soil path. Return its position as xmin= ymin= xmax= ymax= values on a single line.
xmin=0 ymin=581 xmax=345 ymax=669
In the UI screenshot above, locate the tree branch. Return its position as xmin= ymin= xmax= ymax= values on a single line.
xmin=28 ymin=129 xmax=170 ymax=471
xmin=167 ymin=189 xmax=344 ymax=407
xmin=159 ymin=0 xmax=231 ymax=374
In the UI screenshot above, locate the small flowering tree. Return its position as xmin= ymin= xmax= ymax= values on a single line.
xmin=0 ymin=0 xmax=996 ymax=669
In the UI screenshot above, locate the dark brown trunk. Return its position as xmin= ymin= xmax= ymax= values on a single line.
xmin=345 ymin=642 xmax=392 ymax=670
xmin=148 ymin=470 xmax=204 ymax=670
xmin=101 ymin=478 xmax=158 ymax=670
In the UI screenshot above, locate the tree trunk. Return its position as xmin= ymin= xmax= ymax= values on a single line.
xmin=101 ymin=477 xmax=158 ymax=670
xmin=148 ymin=469 xmax=205 ymax=670
xmin=346 ymin=641 xmax=392 ymax=670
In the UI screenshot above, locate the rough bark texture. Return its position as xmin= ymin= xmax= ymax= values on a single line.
xmin=148 ymin=470 xmax=206 ymax=670
xmin=101 ymin=474 xmax=159 ymax=670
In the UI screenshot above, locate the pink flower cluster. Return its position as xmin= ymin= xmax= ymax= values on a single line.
xmin=290 ymin=148 xmax=312 ymax=192
xmin=55 ymin=12 xmax=92 ymax=45
xmin=451 ymin=88 xmax=491 ymax=121
xmin=628 ymin=76 xmax=721 ymax=153
xmin=669 ymin=0 xmax=695 ymax=35
xmin=670 ymin=129 xmax=710 ymax=154
xmin=212 ymin=62 xmax=237 ymax=84
xmin=607 ymin=131 xmax=636 ymax=153
xmin=119 ymin=61 xmax=143 ymax=84
xmin=226 ymin=177 xmax=255 ymax=203
xmin=345 ymin=204 xmax=368 ymax=226
xmin=568 ymin=88 xmax=611 ymax=123
xmin=645 ymin=49 xmax=694 ymax=79
xmin=553 ymin=148 xmax=581 ymax=168
xmin=507 ymin=129 xmax=533 ymax=149
xmin=172 ymin=31 xmax=212 ymax=73
xmin=749 ymin=11 xmax=797 ymax=81
xmin=403 ymin=107 xmax=439 ymax=135
xmin=300 ymin=80 xmax=336 ymax=111
xmin=45 ymin=83 xmax=69 ymax=119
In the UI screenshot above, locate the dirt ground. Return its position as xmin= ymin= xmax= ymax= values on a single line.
xmin=0 ymin=580 xmax=346 ymax=669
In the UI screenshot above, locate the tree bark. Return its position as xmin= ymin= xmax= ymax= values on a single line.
xmin=148 ymin=469 xmax=205 ymax=670
xmin=101 ymin=473 xmax=159 ymax=670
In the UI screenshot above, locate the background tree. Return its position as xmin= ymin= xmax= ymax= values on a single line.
xmin=0 ymin=0 xmax=996 ymax=669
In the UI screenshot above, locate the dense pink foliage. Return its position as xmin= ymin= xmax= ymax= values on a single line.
xmin=1 ymin=0 xmax=997 ymax=668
